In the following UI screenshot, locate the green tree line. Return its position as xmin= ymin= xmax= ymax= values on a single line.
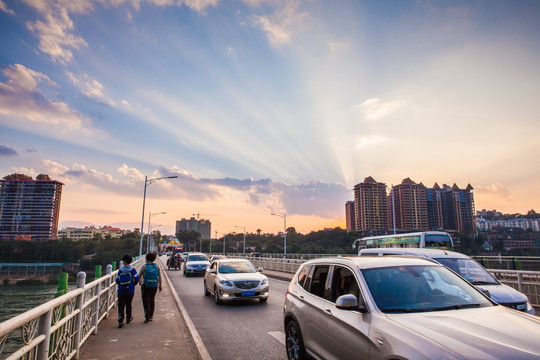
xmin=0 ymin=231 xmax=141 ymax=271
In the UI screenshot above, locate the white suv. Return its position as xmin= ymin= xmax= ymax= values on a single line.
xmin=283 ymin=256 xmax=540 ymax=360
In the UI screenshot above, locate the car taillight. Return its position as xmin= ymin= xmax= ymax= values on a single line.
xmin=285 ymin=287 xmax=289 ymax=297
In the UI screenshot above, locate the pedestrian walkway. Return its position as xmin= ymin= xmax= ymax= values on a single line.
xmin=78 ymin=261 xmax=295 ymax=360
xmin=79 ymin=262 xmax=201 ymax=360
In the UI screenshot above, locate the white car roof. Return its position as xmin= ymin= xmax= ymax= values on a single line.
xmin=303 ymin=256 xmax=441 ymax=269
xmin=359 ymin=248 xmax=471 ymax=259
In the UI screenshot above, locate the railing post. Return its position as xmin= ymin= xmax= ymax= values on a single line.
xmin=37 ymin=309 xmax=52 ymax=360
xmin=74 ymin=272 xmax=86 ymax=359
xmin=93 ymin=281 xmax=101 ymax=335
xmin=105 ymin=265 xmax=112 ymax=319
xmin=517 ymin=272 xmax=523 ymax=293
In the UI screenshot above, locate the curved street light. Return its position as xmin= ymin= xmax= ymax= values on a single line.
xmin=148 ymin=224 xmax=162 ymax=253
xmin=147 ymin=211 xmax=166 ymax=253
xmin=139 ymin=175 xmax=178 ymax=256
xmin=234 ymin=225 xmax=246 ymax=254
xmin=271 ymin=213 xmax=287 ymax=258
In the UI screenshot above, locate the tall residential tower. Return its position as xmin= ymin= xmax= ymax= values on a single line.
xmin=0 ymin=174 xmax=63 ymax=241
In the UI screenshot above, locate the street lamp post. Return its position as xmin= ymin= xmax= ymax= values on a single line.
xmin=139 ymin=175 xmax=178 ymax=256
xmin=148 ymin=224 xmax=162 ymax=253
xmin=215 ymin=231 xmax=226 ymax=255
xmin=147 ymin=212 xmax=166 ymax=253
xmin=271 ymin=213 xmax=287 ymax=258
xmin=234 ymin=225 xmax=246 ymax=254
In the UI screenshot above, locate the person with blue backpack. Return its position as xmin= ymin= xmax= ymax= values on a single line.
xmin=139 ymin=252 xmax=162 ymax=324
xmin=115 ymin=254 xmax=140 ymax=328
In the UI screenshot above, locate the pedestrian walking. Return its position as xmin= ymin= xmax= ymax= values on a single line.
xmin=116 ymin=254 xmax=139 ymax=328
xmin=139 ymin=252 xmax=162 ymax=324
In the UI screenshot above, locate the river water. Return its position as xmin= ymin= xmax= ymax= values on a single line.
xmin=0 ymin=284 xmax=64 ymax=323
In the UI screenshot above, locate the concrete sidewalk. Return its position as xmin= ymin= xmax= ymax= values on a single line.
xmin=79 ymin=263 xmax=201 ymax=360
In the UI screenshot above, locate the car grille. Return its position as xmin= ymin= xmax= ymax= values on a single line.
xmin=501 ymin=301 xmax=527 ymax=312
xmin=234 ymin=281 xmax=260 ymax=289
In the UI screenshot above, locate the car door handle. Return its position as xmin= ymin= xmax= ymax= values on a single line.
xmin=299 ymin=295 xmax=304 ymax=301
xmin=324 ymin=308 xmax=332 ymax=315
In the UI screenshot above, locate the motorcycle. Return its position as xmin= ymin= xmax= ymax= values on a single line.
xmin=167 ymin=256 xmax=180 ymax=270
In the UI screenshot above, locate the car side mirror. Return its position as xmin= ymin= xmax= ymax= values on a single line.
xmin=335 ymin=294 xmax=367 ymax=313
xmin=258 ymin=267 xmax=264 ymax=273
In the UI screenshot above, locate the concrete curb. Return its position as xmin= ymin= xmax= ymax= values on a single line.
xmin=159 ymin=260 xmax=212 ymax=360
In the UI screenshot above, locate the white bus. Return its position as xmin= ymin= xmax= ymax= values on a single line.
xmin=353 ymin=231 xmax=454 ymax=252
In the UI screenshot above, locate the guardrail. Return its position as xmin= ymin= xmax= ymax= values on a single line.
xmin=0 ymin=257 xmax=144 ymax=360
xmin=490 ymin=269 xmax=540 ymax=308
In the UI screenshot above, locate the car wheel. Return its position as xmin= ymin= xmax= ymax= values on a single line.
xmin=285 ymin=320 xmax=306 ymax=360
xmin=214 ymin=286 xmax=222 ymax=305
xmin=204 ymin=281 xmax=210 ymax=296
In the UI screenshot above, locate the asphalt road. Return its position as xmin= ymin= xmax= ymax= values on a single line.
xmin=162 ymin=258 xmax=289 ymax=360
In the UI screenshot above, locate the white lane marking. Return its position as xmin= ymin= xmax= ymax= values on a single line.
xmin=268 ymin=331 xmax=285 ymax=345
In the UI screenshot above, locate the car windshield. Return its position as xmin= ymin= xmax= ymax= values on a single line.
xmin=188 ymin=255 xmax=208 ymax=261
xmin=363 ymin=265 xmax=492 ymax=313
xmin=219 ymin=262 xmax=257 ymax=274
xmin=434 ymin=258 xmax=499 ymax=285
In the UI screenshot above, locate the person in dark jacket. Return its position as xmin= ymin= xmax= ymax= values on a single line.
xmin=115 ymin=254 xmax=140 ymax=328
xmin=139 ymin=252 xmax=162 ymax=323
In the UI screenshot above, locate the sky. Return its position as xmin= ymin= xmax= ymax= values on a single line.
xmin=1 ymin=0 xmax=539 ymax=236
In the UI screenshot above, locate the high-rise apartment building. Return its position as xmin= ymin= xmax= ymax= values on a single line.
xmin=0 ymin=174 xmax=63 ymax=241
xmin=349 ymin=176 xmax=476 ymax=235
xmin=353 ymin=177 xmax=388 ymax=232
xmin=345 ymin=201 xmax=356 ymax=231
xmin=426 ymin=183 xmax=445 ymax=230
xmin=388 ymin=178 xmax=429 ymax=232
xmin=176 ymin=217 xmax=211 ymax=239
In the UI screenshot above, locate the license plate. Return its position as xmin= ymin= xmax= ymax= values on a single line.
xmin=241 ymin=290 xmax=255 ymax=296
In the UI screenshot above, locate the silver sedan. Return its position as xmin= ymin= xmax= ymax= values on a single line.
xmin=204 ymin=259 xmax=269 ymax=304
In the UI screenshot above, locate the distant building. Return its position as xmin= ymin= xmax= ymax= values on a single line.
xmin=349 ymin=176 xmax=476 ymax=234
xmin=345 ymin=201 xmax=356 ymax=232
xmin=58 ymin=225 xmax=129 ymax=240
xmin=353 ymin=177 xmax=388 ymax=233
xmin=176 ymin=217 xmax=211 ymax=239
xmin=389 ymin=178 xmax=429 ymax=232
xmin=0 ymin=175 xmax=63 ymax=241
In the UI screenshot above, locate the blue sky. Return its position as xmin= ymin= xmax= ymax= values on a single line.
xmin=1 ymin=0 xmax=539 ymax=235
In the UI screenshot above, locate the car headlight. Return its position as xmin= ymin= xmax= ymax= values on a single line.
xmin=526 ymin=300 xmax=535 ymax=314
xmin=219 ymin=279 xmax=233 ymax=287
xmin=261 ymin=278 xmax=268 ymax=286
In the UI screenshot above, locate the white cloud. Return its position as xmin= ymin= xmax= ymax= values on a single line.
xmin=353 ymin=98 xmax=406 ymax=121
xmin=67 ymin=72 xmax=117 ymax=106
xmin=357 ymin=135 xmax=387 ymax=148
xmin=0 ymin=0 xmax=15 ymax=15
xmin=0 ymin=64 xmax=104 ymax=137
xmin=26 ymin=5 xmax=87 ymax=64
xmin=251 ymin=1 xmax=308 ymax=48
xmin=475 ymin=183 xmax=514 ymax=200
xmin=118 ymin=164 xmax=144 ymax=180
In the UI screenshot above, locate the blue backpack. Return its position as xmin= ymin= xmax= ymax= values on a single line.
xmin=118 ymin=269 xmax=133 ymax=293
xmin=144 ymin=264 xmax=159 ymax=288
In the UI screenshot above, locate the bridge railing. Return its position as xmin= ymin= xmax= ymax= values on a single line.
xmin=0 ymin=257 xmax=144 ymax=360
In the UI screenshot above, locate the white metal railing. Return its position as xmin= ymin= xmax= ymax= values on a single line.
xmin=0 ymin=257 xmax=144 ymax=360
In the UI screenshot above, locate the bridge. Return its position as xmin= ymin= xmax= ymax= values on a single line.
xmin=1 ymin=255 xmax=539 ymax=360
